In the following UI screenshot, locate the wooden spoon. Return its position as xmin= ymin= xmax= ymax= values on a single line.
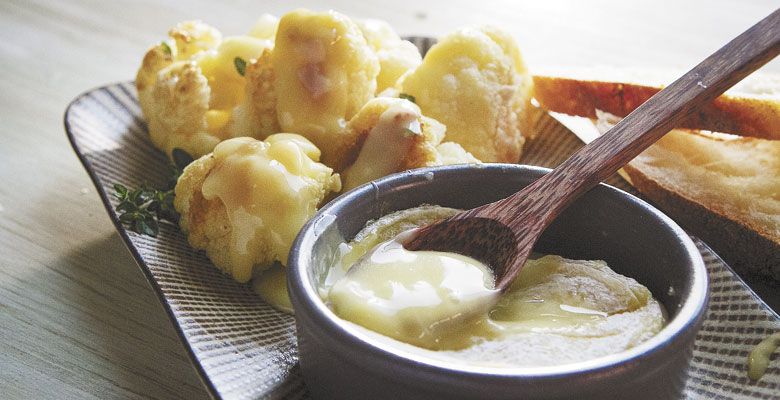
xmin=405 ymin=8 xmax=780 ymax=291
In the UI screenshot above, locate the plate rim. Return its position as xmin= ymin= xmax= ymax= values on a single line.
xmin=64 ymin=82 xmax=223 ymax=400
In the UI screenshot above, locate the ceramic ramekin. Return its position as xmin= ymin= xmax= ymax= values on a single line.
xmin=288 ymin=164 xmax=708 ymax=400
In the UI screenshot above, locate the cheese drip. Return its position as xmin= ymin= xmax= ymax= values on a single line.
xmin=341 ymin=100 xmax=422 ymax=190
xmin=200 ymin=134 xmax=340 ymax=282
xmin=747 ymin=332 xmax=780 ymax=380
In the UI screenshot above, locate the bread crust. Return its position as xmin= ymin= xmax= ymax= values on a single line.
xmin=622 ymin=163 xmax=780 ymax=281
xmin=533 ymin=75 xmax=780 ymax=140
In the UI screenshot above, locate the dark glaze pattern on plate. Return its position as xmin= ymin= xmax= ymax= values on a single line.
xmin=64 ymin=37 xmax=779 ymax=399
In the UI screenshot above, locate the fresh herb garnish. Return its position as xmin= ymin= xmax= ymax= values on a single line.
xmin=113 ymin=183 xmax=170 ymax=236
xmin=399 ymin=93 xmax=416 ymax=103
xmin=160 ymin=41 xmax=172 ymax=56
xmin=234 ymin=57 xmax=247 ymax=76
xmin=113 ymin=148 xmax=194 ymax=236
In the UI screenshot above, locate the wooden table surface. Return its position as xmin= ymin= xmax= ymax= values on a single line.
xmin=1 ymin=1 xmax=778 ymax=398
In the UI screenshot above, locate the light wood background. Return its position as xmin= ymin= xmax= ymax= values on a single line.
xmin=1 ymin=1 xmax=778 ymax=398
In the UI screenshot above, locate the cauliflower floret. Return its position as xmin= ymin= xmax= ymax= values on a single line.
xmin=247 ymin=14 xmax=279 ymax=40
xmin=145 ymin=61 xmax=217 ymax=158
xmin=169 ymin=21 xmax=223 ymax=60
xmin=229 ymin=49 xmax=280 ymax=138
xmin=340 ymin=97 xmax=478 ymax=190
xmin=137 ymin=20 xmax=222 ymax=93
xmin=357 ymin=19 xmax=422 ymax=93
xmin=273 ymin=9 xmax=380 ymax=169
xmin=174 ymin=134 xmax=341 ymax=282
xmin=197 ymin=36 xmax=273 ymax=110
xmin=135 ymin=21 xmax=222 ymax=154
xmin=435 ymin=142 xmax=481 ymax=165
xmin=400 ymin=26 xmax=534 ymax=163
xmin=137 ymin=20 xmax=276 ymax=159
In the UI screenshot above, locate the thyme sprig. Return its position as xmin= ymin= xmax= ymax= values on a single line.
xmin=113 ymin=148 xmax=193 ymax=236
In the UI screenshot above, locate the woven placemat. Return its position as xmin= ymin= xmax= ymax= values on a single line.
xmin=64 ymin=37 xmax=779 ymax=400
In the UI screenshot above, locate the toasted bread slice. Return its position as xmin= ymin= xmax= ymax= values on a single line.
xmin=625 ymin=130 xmax=779 ymax=281
xmin=533 ymin=70 xmax=780 ymax=140
xmin=535 ymin=70 xmax=780 ymax=281
xmin=597 ymin=119 xmax=780 ymax=281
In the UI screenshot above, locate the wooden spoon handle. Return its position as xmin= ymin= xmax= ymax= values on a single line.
xmin=495 ymin=7 xmax=780 ymax=226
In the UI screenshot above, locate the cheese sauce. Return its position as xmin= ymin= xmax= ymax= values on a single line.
xmin=341 ymin=100 xmax=421 ymax=190
xmin=329 ymin=232 xmax=499 ymax=349
xmin=201 ymin=134 xmax=340 ymax=282
xmin=253 ymin=263 xmax=294 ymax=314
xmin=747 ymin=332 xmax=780 ymax=380
xmin=324 ymin=206 xmax=666 ymax=366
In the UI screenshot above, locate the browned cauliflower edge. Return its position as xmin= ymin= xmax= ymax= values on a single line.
xmin=174 ymin=134 xmax=341 ymax=282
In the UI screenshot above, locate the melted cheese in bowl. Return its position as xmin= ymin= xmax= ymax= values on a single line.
xmin=329 ymin=232 xmax=499 ymax=349
xmin=323 ymin=206 xmax=666 ymax=366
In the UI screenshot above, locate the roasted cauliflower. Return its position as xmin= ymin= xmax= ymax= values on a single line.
xmin=230 ymin=49 xmax=280 ymax=139
xmin=174 ymin=134 xmax=341 ymax=282
xmin=136 ymin=12 xmax=545 ymax=300
xmin=272 ymin=9 xmax=380 ymax=169
xmin=136 ymin=21 xmax=222 ymax=94
xmin=340 ymin=97 xmax=478 ymax=190
xmin=357 ymin=19 xmax=422 ymax=93
xmin=400 ymin=26 xmax=534 ymax=163
xmin=137 ymin=17 xmax=278 ymax=159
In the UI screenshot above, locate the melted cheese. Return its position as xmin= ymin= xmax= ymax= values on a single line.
xmin=247 ymin=14 xmax=279 ymax=40
xmin=329 ymin=232 xmax=498 ymax=349
xmin=356 ymin=19 xmax=422 ymax=92
xmin=205 ymin=109 xmax=231 ymax=135
xmin=253 ymin=263 xmax=294 ymax=314
xmin=747 ymin=332 xmax=780 ymax=380
xmin=197 ymin=36 xmax=272 ymax=112
xmin=325 ymin=206 xmax=666 ymax=365
xmin=341 ymin=100 xmax=421 ymax=190
xmin=200 ymin=135 xmax=340 ymax=282
xmin=272 ymin=9 xmax=379 ymax=164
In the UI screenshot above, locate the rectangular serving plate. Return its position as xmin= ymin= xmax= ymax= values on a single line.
xmin=64 ymin=37 xmax=779 ymax=400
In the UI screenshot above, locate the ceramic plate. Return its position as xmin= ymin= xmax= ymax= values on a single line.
xmin=64 ymin=37 xmax=779 ymax=399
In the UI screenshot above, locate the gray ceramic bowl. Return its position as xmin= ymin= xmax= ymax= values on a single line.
xmin=288 ymin=164 xmax=708 ymax=400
